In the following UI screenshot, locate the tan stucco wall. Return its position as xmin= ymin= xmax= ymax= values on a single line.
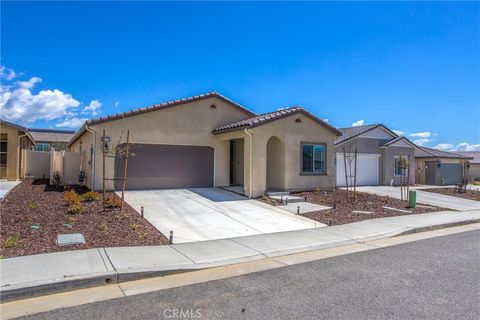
xmin=71 ymin=97 xmax=251 ymax=190
xmin=69 ymin=130 xmax=94 ymax=188
xmin=242 ymin=114 xmax=338 ymax=196
xmin=1 ymin=124 xmax=34 ymax=180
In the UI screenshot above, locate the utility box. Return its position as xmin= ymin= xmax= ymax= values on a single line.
xmin=408 ymin=190 xmax=417 ymax=208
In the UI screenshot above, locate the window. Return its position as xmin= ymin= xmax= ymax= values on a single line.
xmin=302 ymin=143 xmax=326 ymax=174
xmin=394 ymin=155 xmax=408 ymax=177
xmin=0 ymin=133 xmax=7 ymax=166
xmin=36 ymin=143 xmax=51 ymax=152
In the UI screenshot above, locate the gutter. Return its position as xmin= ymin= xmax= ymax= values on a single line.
xmin=84 ymin=125 xmax=97 ymax=190
xmin=244 ymin=128 xmax=254 ymax=198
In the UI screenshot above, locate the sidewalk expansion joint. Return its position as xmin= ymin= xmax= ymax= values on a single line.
xmin=228 ymin=238 xmax=269 ymax=260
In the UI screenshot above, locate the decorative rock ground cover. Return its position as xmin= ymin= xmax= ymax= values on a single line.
xmin=294 ymin=189 xmax=447 ymax=225
xmin=421 ymin=187 xmax=480 ymax=201
xmin=0 ymin=179 xmax=168 ymax=258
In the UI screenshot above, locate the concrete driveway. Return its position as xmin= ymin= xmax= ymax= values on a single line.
xmin=355 ymin=186 xmax=480 ymax=211
xmin=0 ymin=181 xmax=20 ymax=199
xmin=120 ymin=188 xmax=320 ymax=243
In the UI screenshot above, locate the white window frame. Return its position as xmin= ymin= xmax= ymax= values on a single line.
xmin=394 ymin=155 xmax=408 ymax=177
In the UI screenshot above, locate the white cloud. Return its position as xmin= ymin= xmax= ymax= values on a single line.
xmin=82 ymin=99 xmax=102 ymax=115
xmin=434 ymin=142 xmax=480 ymax=152
xmin=352 ymin=120 xmax=364 ymax=127
xmin=114 ymin=101 xmax=119 ymax=108
xmin=323 ymin=118 xmax=329 ymax=123
xmin=16 ymin=77 xmax=42 ymax=89
xmin=0 ymin=65 xmax=100 ymax=128
xmin=409 ymin=132 xmax=431 ymax=138
xmin=414 ymin=138 xmax=430 ymax=146
xmin=392 ymin=130 xmax=405 ymax=136
xmin=0 ymin=66 xmax=16 ymax=80
xmin=55 ymin=117 xmax=88 ymax=128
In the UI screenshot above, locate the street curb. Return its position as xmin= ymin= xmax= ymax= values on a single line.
xmin=1 ymin=218 xmax=479 ymax=302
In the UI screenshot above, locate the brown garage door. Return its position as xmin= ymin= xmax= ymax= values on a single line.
xmin=115 ymin=144 xmax=214 ymax=190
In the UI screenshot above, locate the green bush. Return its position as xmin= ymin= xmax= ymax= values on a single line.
xmin=4 ymin=235 xmax=19 ymax=248
xmin=67 ymin=204 xmax=82 ymax=214
xmin=83 ymin=191 xmax=100 ymax=202
xmin=29 ymin=202 xmax=38 ymax=210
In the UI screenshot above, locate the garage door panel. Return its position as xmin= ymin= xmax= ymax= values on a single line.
xmin=336 ymin=153 xmax=380 ymax=187
xmin=115 ymin=144 xmax=214 ymax=190
xmin=440 ymin=163 xmax=463 ymax=185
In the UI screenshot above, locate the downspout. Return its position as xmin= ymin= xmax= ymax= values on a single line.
xmin=84 ymin=125 xmax=97 ymax=190
xmin=244 ymin=128 xmax=254 ymax=198
xmin=16 ymin=134 xmax=27 ymax=180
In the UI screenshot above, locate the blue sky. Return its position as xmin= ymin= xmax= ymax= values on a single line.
xmin=1 ymin=2 xmax=479 ymax=151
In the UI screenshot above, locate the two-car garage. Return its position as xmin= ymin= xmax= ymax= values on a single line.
xmin=115 ymin=144 xmax=214 ymax=190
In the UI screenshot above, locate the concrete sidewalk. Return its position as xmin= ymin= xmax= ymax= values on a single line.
xmin=1 ymin=210 xmax=479 ymax=301
xmin=355 ymin=186 xmax=480 ymax=211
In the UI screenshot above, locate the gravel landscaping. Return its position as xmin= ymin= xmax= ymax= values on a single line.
xmin=421 ymin=187 xmax=480 ymax=201
xmin=293 ymin=189 xmax=447 ymax=226
xmin=0 ymin=179 xmax=169 ymax=258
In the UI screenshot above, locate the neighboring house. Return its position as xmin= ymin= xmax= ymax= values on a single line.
xmin=0 ymin=119 xmax=36 ymax=180
xmin=68 ymin=91 xmax=341 ymax=197
xmin=334 ymin=124 xmax=417 ymax=187
xmin=28 ymin=128 xmax=76 ymax=152
xmin=415 ymin=147 xmax=472 ymax=185
xmin=456 ymin=151 xmax=480 ymax=181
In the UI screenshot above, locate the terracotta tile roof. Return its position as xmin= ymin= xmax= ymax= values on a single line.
xmin=212 ymin=107 xmax=342 ymax=135
xmin=86 ymin=91 xmax=255 ymax=126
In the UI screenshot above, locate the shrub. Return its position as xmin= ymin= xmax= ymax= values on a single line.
xmin=52 ymin=171 xmax=62 ymax=188
xmin=29 ymin=202 xmax=38 ymax=210
xmin=64 ymin=190 xmax=81 ymax=206
xmin=67 ymin=204 xmax=82 ymax=214
xmin=4 ymin=235 xmax=19 ymax=248
xmin=100 ymin=222 xmax=108 ymax=231
xmin=137 ymin=230 xmax=150 ymax=239
xmin=130 ymin=223 xmax=140 ymax=231
xmin=106 ymin=197 xmax=122 ymax=208
xmin=83 ymin=191 xmax=100 ymax=202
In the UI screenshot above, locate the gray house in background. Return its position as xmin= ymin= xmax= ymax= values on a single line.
xmin=456 ymin=151 xmax=480 ymax=181
xmin=334 ymin=124 xmax=416 ymax=187
xmin=415 ymin=147 xmax=472 ymax=185
xmin=28 ymin=128 xmax=75 ymax=152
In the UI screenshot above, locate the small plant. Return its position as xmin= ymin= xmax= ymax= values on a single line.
xmin=105 ymin=197 xmax=122 ymax=208
xmin=52 ymin=171 xmax=62 ymax=188
xmin=137 ymin=230 xmax=150 ymax=239
xmin=4 ymin=235 xmax=19 ymax=248
xmin=100 ymin=222 xmax=108 ymax=231
xmin=67 ymin=204 xmax=82 ymax=214
xmin=64 ymin=190 xmax=81 ymax=205
xmin=83 ymin=191 xmax=100 ymax=202
xmin=29 ymin=202 xmax=38 ymax=210
xmin=68 ymin=216 xmax=76 ymax=224
xmin=130 ymin=223 xmax=140 ymax=231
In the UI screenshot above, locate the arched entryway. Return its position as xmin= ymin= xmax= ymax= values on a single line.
xmin=266 ymin=136 xmax=285 ymax=190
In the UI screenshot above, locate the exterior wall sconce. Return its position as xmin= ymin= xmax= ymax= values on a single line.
xmin=436 ymin=160 xmax=441 ymax=168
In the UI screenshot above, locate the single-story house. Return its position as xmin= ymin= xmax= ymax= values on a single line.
xmin=415 ymin=147 xmax=472 ymax=185
xmin=28 ymin=128 xmax=76 ymax=152
xmin=456 ymin=151 xmax=480 ymax=181
xmin=0 ymin=119 xmax=36 ymax=180
xmin=334 ymin=124 xmax=416 ymax=187
xmin=68 ymin=91 xmax=341 ymax=197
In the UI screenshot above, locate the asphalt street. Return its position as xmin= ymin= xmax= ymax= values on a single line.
xmin=19 ymin=230 xmax=480 ymax=320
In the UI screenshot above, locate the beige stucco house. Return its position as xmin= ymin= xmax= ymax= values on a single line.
xmin=68 ymin=91 xmax=341 ymax=197
xmin=0 ymin=119 xmax=36 ymax=180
